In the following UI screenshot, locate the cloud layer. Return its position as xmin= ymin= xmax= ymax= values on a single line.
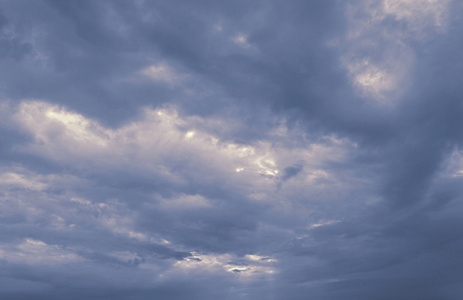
xmin=1 ymin=0 xmax=463 ymax=299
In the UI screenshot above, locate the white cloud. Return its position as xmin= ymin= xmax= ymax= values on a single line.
xmin=231 ymin=33 xmax=251 ymax=48
xmin=11 ymin=101 xmax=355 ymax=197
xmin=0 ymin=167 xmax=175 ymax=250
xmin=0 ymin=238 xmax=82 ymax=265
xmin=308 ymin=219 xmax=340 ymax=229
xmin=439 ymin=148 xmax=463 ymax=178
xmin=15 ymin=101 xmax=110 ymax=159
xmin=156 ymin=193 xmax=213 ymax=210
xmin=0 ymin=171 xmax=47 ymax=191
xmin=3 ymin=100 xmax=366 ymax=261
xmin=383 ymin=0 xmax=451 ymax=35
xmin=338 ymin=0 xmax=453 ymax=105
xmin=139 ymin=63 xmax=187 ymax=86
xmin=342 ymin=50 xmax=414 ymax=104
xmin=169 ymin=252 xmax=278 ymax=279
xmin=9 ymin=102 xmax=365 ymax=224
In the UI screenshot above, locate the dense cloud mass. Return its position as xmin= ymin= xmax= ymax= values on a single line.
xmin=1 ymin=0 xmax=463 ymax=299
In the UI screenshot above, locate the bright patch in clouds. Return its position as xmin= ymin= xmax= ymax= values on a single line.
xmin=231 ymin=33 xmax=251 ymax=48
xmin=339 ymin=0 xmax=451 ymax=104
xmin=156 ymin=193 xmax=212 ymax=209
xmin=383 ymin=0 xmax=451 ymax=33
xmin=0 ymin=99 xmax=363 ymax=284
xmin=0 ymin=171 xmax=47 ymax=191
xmin=172 ymin=252 xmax=278 ymax=279
xmin=11 ymin=100 xmax=354 ymax=195
xmin=139 ymin=63 xmax=187 ymax=86
xmin=0 ymin=239 xmax=82 ymax=265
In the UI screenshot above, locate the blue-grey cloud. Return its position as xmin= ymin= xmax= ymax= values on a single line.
xmin=1 ymin=0 xmax=463 ymax=299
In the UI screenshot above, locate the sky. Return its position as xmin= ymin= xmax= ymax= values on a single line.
xmin=1 ymin=0 xmax=463 ymax=299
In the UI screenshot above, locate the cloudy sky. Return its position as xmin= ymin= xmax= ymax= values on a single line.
xmin=1 ymin=0 xmax=463 ymax=299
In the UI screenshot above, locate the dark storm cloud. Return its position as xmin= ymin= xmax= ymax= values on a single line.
xmin=1 ymin=0 xmax=463 ymax=299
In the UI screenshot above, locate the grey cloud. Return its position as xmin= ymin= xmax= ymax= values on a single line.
xmin=1 ymin=0 xmax=463 ymax=299
xmin=282 ymin=164 xmax=303 ymax=181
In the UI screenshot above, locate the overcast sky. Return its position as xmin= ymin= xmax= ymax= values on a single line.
xmin=1 ymin=0 xmax=463 ymax=299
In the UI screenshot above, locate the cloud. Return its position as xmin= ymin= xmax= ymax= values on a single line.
xmin=0 ymin=238 xmax=82 ymax=265
xmin=10 ymin=100 xmax=355 ymax=195
xmin=1 ymin=0 xmax=463 ymax=299
xmin=1 ymin=97 xmax=367 ymax=298
xmin=138 ymin=63 xmax=188 ymax=86
xmin=231 ymin=33 xmax=251 ymax=48
xmin=383 ymin=0 xmax=452 ymax=34
xmin=335 ymin=0 xmax=454 ymax=105
xmin=156 ymin=193 xmax=213 ymax=210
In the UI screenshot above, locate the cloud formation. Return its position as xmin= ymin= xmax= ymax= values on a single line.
xmin=1 ymin=0 xmax=463 ymax=299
